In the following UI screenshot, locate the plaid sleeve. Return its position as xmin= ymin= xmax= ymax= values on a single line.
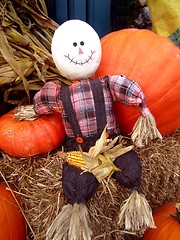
xmin=33 ymin=82 xmax=62 ymax=115
xmin=108 ymin=75 xmax=146 ymax=108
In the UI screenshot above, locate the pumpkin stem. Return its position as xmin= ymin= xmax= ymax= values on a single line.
xmin=14 ymin=105 xmax=39 ymax=121
xmin=175 ymin=203 xmax=180 ymax=223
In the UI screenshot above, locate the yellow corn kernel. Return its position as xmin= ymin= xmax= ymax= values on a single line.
xmin=66 ymin=151 xmax=87 ymax=169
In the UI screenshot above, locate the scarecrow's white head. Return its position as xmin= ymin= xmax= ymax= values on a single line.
xmin=51 ymin=19 xmax=102 ymax=80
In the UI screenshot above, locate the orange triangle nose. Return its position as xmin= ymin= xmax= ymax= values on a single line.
xmin=79 ymin=48 xmax=83 ymax=54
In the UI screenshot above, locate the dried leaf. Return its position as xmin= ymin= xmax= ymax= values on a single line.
xmin=98 ymin=136 xmax=119 ymax=154
xmin=0 ymin=58 xmax=34 ymax=87
xmin=88 ymin=126 xmax=108 ymax=157
xmin=0 ymin=29 xmax=30 ymax=99
xmin=4 ymin=26 xmax=30 ymax=47
xmin=92 ymin=153 xmax=120 ymax=182
xmin=14 ymin=0 xmax=58 ymax=30
xmin=107 ymin=145 xmax=134 ymax=162
xmin=0 ymin=0 xmax=71 ymax=107
xmin=80 ymin=152 xmax=99 ymax=171
xmin=34 ymin=0 xmax=48 ymax=15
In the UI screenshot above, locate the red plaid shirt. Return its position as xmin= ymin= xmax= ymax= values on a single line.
xmin=33 ymin=75 xmax=147 ymax=137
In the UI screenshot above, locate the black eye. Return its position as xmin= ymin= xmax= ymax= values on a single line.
xmin=73 ymin=42 xmax=77 ymax=47
xmin=80 ymin=41 xmax=84 ymax=46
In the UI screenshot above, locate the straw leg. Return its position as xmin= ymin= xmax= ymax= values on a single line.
xmin=112 ymin=150 xmax=155 ymax=233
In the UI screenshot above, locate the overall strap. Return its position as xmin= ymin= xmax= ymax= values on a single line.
xmin=89 ymin=79 xmax=106 ymax=135
xmin=61 ymin=85 xmax=83 ymax=138
xmin=60 ymin=79 xmax=107 ymax=139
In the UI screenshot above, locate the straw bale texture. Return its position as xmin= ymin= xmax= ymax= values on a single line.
xmin=0 ymin=129 xmax=179 ymax=240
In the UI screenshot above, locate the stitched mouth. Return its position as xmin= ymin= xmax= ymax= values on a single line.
xmin=64 ymin=50 xmax=95 ymax=65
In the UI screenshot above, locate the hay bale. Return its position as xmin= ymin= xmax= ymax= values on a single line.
xmin=0 ymin=129 xmax=179 ymax=240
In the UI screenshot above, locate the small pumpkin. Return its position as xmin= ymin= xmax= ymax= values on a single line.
xmin=0 ymin=106 xmax=66 ymax=157
xmin=143 ymin=201 xmax=180 ymax=240
xmin=95 ymin=28 xmax=180 ymax=136
xmin=0 ymin=182 xmax=26 ymax=240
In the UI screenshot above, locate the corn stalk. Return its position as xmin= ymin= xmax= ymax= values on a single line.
xmin=0 ymin=0 xmax=71 ymax=107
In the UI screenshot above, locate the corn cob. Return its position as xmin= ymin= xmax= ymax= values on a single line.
xmin=65 ymin=151 xmax=120 ymax=183
xmin=66 ymin=151 xmax=88 ymax=170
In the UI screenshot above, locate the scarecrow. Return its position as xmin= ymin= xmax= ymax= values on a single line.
xmin=33 ymin=20 xmax=161 ymax=239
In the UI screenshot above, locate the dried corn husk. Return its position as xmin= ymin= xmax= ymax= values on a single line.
xmin=0 ymin=0 xmax=71 ymax=109
xmin=60 ymin=126 xmax=133 ymax=183
xmin=46 ymin=203 xmax=93 ymax=240
xmin=118 ymin=190 xmax=156 ymax=234
xmin=0 ymin=59 xmax=34 ymax=86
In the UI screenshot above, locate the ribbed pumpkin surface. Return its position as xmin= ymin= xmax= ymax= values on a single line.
xmin=95 ymin=28 xmax=180 ymax=136
xmin=0 ymin=183 xmax=26 ymax=240
xmin=0 ymin=109 xmax=66 ymax=157
xmin=143 ymin=202 xmax=180 ymax=240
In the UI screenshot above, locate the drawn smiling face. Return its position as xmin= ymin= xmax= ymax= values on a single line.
xmin=51 ymin=20 xmax=102 ymax=80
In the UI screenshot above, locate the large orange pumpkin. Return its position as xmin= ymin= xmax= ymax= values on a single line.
xmin=143 ymin=201 xmax=180 ymax=240
xmin=0 ymin=108 xmax=66 ymax=157
xmin=0 ymin=182 xmax=26 ymax=240
xmin=95 ymin=28 xmax=180 ymax=136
